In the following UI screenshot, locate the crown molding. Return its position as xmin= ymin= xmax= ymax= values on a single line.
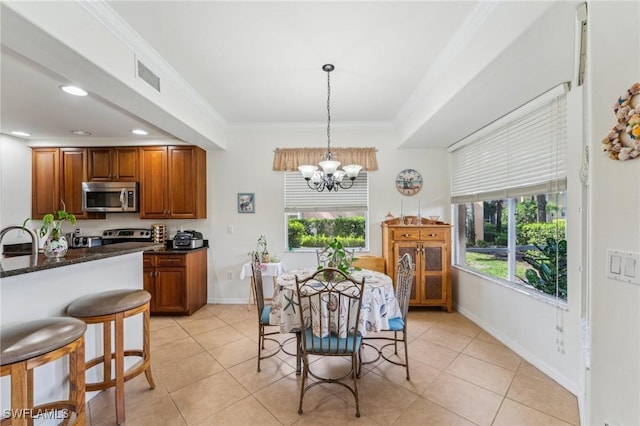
xmin=78 ymin=0 xmax=227 ymax=128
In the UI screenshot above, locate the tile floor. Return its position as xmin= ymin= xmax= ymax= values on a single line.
xmin=86 ymin=305 xmax=580 ymax=425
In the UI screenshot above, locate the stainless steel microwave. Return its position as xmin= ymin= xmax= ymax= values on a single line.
xmin=82 ymin=182 xmax=138 ymax=213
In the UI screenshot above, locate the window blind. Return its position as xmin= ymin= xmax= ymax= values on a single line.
xmin=284 ymin=172 xmax=368 ymax=212
xmin=449 ymin=84 xmax=567 ymax=204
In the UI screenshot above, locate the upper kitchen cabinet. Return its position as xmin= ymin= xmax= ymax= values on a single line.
xmin=139 ymin=146 xmax=206 ymax=219
xmin=87 ymin=147 xmax=139 ymax=182
xmin=31 ymin=148 xmax=105 ymax=220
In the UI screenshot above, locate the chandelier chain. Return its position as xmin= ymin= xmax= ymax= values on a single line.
xmin=326 ymin=68 xmax=331 ymax=159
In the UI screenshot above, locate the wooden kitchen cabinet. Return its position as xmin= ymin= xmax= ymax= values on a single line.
xmin=382 ymin=216 xmax=452 ymax=311
xmin=139 ymin=146 xmax=206 ymax=219
xmin=87 ymin=147 xmax=139 ymax=181
xmin=143 ymin=248 xmax=208 ymax=315
xmin=31 ymin=148 xmax=104 ymax=220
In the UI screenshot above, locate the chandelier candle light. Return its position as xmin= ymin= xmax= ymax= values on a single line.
xmin=298 ymin=64 xmax=363 ymax=192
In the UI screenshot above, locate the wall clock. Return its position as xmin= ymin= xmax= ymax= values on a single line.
xmin=396 ymin=169 xmax=423 ymax=196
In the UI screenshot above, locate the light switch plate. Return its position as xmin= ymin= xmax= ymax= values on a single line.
xmin=607 ymin=249 xmax=640 ymax=285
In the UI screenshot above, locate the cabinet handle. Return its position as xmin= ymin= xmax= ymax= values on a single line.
xmin=402 ymin=233 xmax=411 ymax=237
xmin=429 ymin=233 xmax=438 ymax=237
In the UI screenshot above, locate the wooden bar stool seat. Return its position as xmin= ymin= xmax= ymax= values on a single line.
xmin=67 ymin=289 xmax=154 ymax=425
xmin=1 ymin=317 xmax=87 ymax=426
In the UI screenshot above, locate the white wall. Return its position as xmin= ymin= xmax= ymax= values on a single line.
xmin=586 ymin=2 xmax=640 ymax=425
xmin=0 ymin=127 xmax=449 ymax=306
xmin=0 ymin=135 xmax=33 ymax=244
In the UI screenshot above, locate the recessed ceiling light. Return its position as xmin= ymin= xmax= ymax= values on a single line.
xmin=10 ymin=131 xmax=31 ymax=137
xmin=60 ymin=85 xmax=88 ymax=96
xmin=71 ymin=130 xmax=92 ymax=136
xmin=131 ymin=129 xmax=149 ymax=135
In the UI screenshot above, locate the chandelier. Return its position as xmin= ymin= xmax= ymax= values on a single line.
xmin=298 ymin=64 xmax=362 ymax=192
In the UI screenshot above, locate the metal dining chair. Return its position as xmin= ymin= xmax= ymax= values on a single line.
xmin=295 ymin=268 xmax=365 ymax=417
xmin=360 ymin=252 xmax=414 ymax=379
xmin=250 ymin=252 xmax=282 ymax=372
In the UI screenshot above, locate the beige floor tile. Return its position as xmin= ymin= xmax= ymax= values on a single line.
xmin=227 ymin=355 xmax=296 ymax=393
xmin=462 ymin=338 xmax=522 ymax=371
xmin=151 ymin=324 xmax=190 ymax=349
xmin=407 ymin=338 xmax=459 ymax=370
xmin=494 ymin=398 xmax=575 ymax=426
xmin=172 ymin=307 xmax=213 ymax=324
xmin=152 ymin=336 xmax=205 ymax=366
xmin=420 ymin=326 xmax=474 ymax=352
xmin=179 ymin=315 xmax=228 ymax=336
xmin=88 ymin=370 xmax=166 ymax=423
xmin=445 ymin=353 xmax=515 ymax=395
xmin=171 ymin=370 xmax=250 ymax=425
xmin=293 ymin=395 xmax=376 ymax=425
xmin=254 ymin=373 xmax=333 ymax=425
xmin=394 ymin=397 xmax=477 ymax=426
xmin=422 ymin=372 xmax=503 ymax=425
xmin=371 ymin=357 xmax=441 ymax=395
xmin=507 ymin=370 xmax=580 ymax=425
xmin=191 ymin=324 xmax=246 ymax=350
xmin=82 ymin=304 xmax=580 ymax=426
xmin=154 ymin=351 xmax=224 ymax=392
xmin=92 ymin=393 xmax=185 ymax=426
xmin=207 ymin=336 xmax=260 ymax=368
xmin=192 ymin=395 xmax=281 ymax=426
xmin=149 ymin=316 xmax=178 ymax=332
xmin=354 ymin=369 xmax=419 ymax=424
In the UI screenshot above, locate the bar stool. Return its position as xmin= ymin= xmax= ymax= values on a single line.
xmin=0 ymin=317 xmax=87 ymax=426
xmin=67 ymin=289 xmax=154 ymax=425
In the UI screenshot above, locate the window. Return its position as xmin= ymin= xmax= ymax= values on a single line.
xmin=284 ymin=172 xmax=368 ymax=251
xmin=450 ymin=84 xmax=568 ymax=300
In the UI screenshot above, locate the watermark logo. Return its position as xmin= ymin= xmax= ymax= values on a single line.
xmin=3 ymin=408 xmax=70 ymax=420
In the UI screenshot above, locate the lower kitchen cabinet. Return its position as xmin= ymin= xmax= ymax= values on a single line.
xmin=143 ymin=248 xmax=208 ymax=315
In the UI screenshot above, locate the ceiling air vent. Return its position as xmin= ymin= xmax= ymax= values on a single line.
xmin=136 ymin=59 xmax=160 ymax=92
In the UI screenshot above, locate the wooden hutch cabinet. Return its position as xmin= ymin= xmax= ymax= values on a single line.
xmin=87 ymin=147 xmax=139 ymax=181
xmin=143 ymin=248 xmax=208 ymax=315
xmin=382 ymin=216 xmax=452 ymax=311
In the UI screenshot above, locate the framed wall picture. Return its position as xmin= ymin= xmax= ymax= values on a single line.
xmin=238 ymin=193 xmax=255 ymax=213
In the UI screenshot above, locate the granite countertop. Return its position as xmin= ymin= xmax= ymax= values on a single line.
xmin=1 ymin=242 xmax=163 ymax=278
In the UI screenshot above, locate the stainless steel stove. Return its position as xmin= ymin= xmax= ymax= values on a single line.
xmin=101 ymin=228 xmax=154 ymax=245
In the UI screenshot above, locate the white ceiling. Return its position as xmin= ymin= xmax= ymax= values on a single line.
xmin=0 ymin=1 xmax=578 ymax=149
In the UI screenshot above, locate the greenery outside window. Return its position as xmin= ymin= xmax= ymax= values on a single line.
xmin=449 ymin=83 xmax=568 ymax=300
xmin=284 ymin=172 xmax=368 ymax=251
xmin=456 ymin=192 xmax=566 ymax=299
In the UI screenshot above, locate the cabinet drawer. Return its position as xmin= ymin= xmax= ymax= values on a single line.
xmin=420 ymin=229 xmax=446 ymax=241
xmin=392 ymin=229 xmax=420 ymax=241
xmin=155 ymin=255 xmax=186 ymax=267
xmin=143 ymin=255 xmax=155 ymax=268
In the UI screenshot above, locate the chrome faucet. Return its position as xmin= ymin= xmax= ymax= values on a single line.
xmin=0 ymin=225 xmax=39 ymax=259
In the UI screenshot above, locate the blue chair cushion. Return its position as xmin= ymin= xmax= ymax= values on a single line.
xmin=387 ymin=317 xmax=405 ymax=331
xmin=303 ymin=328 xmax=362 ymax=354
xmin=260 ymin=305 xmax=272 ymax=325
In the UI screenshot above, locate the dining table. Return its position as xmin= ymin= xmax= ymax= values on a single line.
xmin=269 ymin=267 xmax=401 ymax=373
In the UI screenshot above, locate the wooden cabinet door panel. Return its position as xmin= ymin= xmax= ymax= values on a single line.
xmin=142 ymin=267 xmax=156 ymax=312
xmin=168 ymin=146 xmax=197 ymax=218
xmin=140 ymin=147 xmax=168 ymax=218
xmin=88 ymin=148 xmax=113 ymax=181
xmin=154 ymin=268 xmax=187 ymax=312
xmin=60 ymin=148 xmax=88 ymax=218
xmin=114 ymin=148 xmax=138 ymax=181
xmin=32 ymin=148 xmax=60 ymax=219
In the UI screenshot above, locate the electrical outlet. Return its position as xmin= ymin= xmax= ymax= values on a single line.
xmin=227 ymin=271 xmax=233 ymax=280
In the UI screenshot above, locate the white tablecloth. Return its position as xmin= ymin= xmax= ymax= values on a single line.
xmin=270 ymin=268 xmax=401 ymax=337
xmin=239 ymin=261 xmax=286 ymax=280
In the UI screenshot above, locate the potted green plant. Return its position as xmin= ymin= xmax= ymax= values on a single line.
xmin=317 ymin=238 xmax=358 ymax=276
xmin=23 ymin=202 xmax=77 ymax=258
